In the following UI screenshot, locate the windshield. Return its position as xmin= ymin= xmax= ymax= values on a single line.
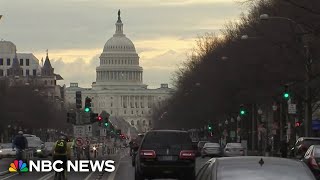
xmin=205 ymin=143 xmax=220 ymax=147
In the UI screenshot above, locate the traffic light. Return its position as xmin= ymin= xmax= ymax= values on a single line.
xmin=76 ymin=91 xmax=82 ymax=109
xmin=208 ymin=125 xmax=212 ymax=131
xmin=295 ymin=121 xmax=302 ymax=127
xmin=97 ymin=116 xmax=102 ymax=121
xmin=283 ymin=85 xmax=290 ymax=100
xmin=240 ymin=104 xmax=246 ymax=116
xmin=84 ymin=97 xmax=92 ymax=112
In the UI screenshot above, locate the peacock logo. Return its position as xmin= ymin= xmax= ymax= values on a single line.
xmin=9 ymin=160 xmax=29 ymax=173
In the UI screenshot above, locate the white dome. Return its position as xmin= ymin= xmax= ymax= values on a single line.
xmin=0 ymin=41 xmax=16 ymax=54
xmin=103 ymin=35 xmax=136 ymax=53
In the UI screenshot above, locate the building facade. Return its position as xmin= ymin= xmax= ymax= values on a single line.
xmin=65 ymin=11 xmax=174 ymax=132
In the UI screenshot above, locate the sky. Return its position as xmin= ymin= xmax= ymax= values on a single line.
xmin=0 ymin=0 xmax=246 ymax=88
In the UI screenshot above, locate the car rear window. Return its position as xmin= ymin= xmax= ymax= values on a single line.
xmin=303 ymin=139 xmax=320 ymax=147
xmin=142 ymin=131 xmax=192 ymax=148
xmin=205 ymin=143 xmax=220 ymax=147
xmin=217 ymin=162 xmax=315 ymax=180
xmin=227 ymin=143 xmax=243 ymax=148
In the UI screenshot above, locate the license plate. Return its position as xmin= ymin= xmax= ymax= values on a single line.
xmin=159 ymin=156 xmax=174 ymax=161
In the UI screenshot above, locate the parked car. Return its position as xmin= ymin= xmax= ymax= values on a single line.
xmin=196 ymin=156 xmax=316 ymax=180
xmin=135 ymin=130 xmax=196 ymax=180
xmin=291 ymin=137 xmax=320 ymax=159
xmin=197 ymin=141 xmax=209 ymax=155
xmin=201 ymin=143 xmax=221 ymax=158
xmin=0 ymin=143 xmax=16 ymax=159
xmin=301 ymin=145 xmax=320 ymax=179
xmin=223 ymin=143 xmax=245 ymax=157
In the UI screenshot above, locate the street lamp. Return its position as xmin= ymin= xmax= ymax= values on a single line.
xmin=259 ymin=13 xmax=312 ymax=137
xmin=237 ymin=115 xmax=241 ymax=122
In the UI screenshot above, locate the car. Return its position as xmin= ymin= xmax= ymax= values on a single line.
xmin=196 ymin=156 xmax=316 ymax=180
xmin=223 ymin=143 xmax=245 ymax=157
xmin=291 ymin=137 xmax=320 ymax=159
xmin=44 ymin=142 xmax=55 ymax=156
xmin=24 ymin=135 xmax=46 ymax=158
xmin=197 ymin=141 xmax=209 ymax=155
xmin=134 ymin=130 xmax=196 ymax=180
xmin=201 ymin=143 xmax=221 ymax=158
xmin=0 ymin=143 xmax=16 ymax=159
xmin=301 ymin=145 xmax=320 ymax=179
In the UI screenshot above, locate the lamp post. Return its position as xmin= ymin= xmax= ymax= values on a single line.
xmin=259 ymin=13 xmax=313 ymax=137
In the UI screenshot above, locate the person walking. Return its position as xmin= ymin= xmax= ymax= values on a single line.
xmin=12 ymin=131 xmax=28 ymax=161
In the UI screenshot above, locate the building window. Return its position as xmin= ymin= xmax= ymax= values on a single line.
xmin=26 ymin=69 xmax=29 ymax=76
xmin=26 ymin=59 xmax=30 ymax=66
xmin=131 ymin=120 xmax=134 ymax=125
xmin=7 ymin=58 xmax=10 ymax=66
xmin=0 ymin=69 xmax=3 ymax=76
xmin=33 ymin=69 xmax=36 ymax=76
xmin=142 ymin=111 xmax=144 ymax=114
xmin=20 ymin=59 xmax=23 ymax=66
xmin=111 ymin=110 xmax=113 ymax=114
xmin=44 ymin=80 xmax=47 ymax=85
xmin=131 ymin=110 xmax=133 ymax=114
xmin=111 ymin=103 xmax=113 ymax=107
xmin=124 ymin=110 xmax=126 ymax=114
xmin=0 ymin=58 xmax=3 ymax=65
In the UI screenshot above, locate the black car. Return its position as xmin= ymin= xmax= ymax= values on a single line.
xmin=134 ymin=130 xmax=196 ymax=180
xmin=196 ymin=156 xmax=316 ymax=180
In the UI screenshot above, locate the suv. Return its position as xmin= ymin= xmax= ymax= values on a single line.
xmin=134 ymin=130 xmax=196 ymax=180
xmin=291 ymin=137 xmax=320 ymax=158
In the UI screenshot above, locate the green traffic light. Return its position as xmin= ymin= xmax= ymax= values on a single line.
xmin=283 ymin=93 xmax=289 ymax=99
xmin=208 ymin=126 xmax=212 ymax=130
xmin=240 ymin=110 xmax=245 ymax=115
xmin=84 ymin=107 xmax=90 ymax=112
xmin=104 ymin=122 xmax=109 ymax=127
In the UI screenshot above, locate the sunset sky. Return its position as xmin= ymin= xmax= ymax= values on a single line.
xmin=0 ymin=0 xmax=246 ymax=88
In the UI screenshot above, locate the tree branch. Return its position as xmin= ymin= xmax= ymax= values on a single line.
xmin=284 ymin=0 xmax=320 ymax=16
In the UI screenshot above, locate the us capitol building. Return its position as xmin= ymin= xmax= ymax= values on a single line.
xmin=65 ymin=10 xmax=174 ymax=132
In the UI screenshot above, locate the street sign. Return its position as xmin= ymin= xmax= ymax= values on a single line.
xmin=73 ymin=125 xmax=85 ymax=137
xmin=83 ymin=137 xmax=90 ymax=146
xmin=76 ymin=137 xmax=83 ymax=146
xmin=85 ymin=125 xmax=92 ymax=137
xmin=288 ymin=104 xmax=296 ymax=114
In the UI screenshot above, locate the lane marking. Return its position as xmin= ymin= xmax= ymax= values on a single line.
xmin=0 ymin=173 xmax=17 ymax=180
xmin=84 ymin=171 xmax=95 ymax=180
xmin=107 ymin=154 xmax=126 ymax=180
xmin=41 ymin=172 xmax=55 ymax=180
xmin=0 ymin=171 xmax=8 ymax=176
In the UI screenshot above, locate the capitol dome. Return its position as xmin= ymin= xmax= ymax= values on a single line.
xmin=102 ymin=10 xmax=136 ymax=53
xmin=0 ymin=41 xmax=16 ymax=54
xmin=103 ymin=35 xmax=136 ymax=52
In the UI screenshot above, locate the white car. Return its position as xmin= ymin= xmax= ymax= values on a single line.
xmin=0 ymin=143 xmax=16 ymax=159
xmin=201 ymin=143 xmax=222 ymax=157
xmin=223 ymin=143 xmax=245 ymax=157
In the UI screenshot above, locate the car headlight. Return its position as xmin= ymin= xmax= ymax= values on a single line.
xmin=0 ymin=150 xmax=2 ymax=153
xmin=37 ymin=149 xmax=42 ymax=152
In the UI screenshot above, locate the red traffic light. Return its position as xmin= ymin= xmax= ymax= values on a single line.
xmin=97 ymin=116 xmax=102 ymax=121
xmin=295 ymin=122 xmax=301 ymax=127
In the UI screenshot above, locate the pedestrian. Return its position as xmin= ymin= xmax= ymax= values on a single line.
xmin=12 ymin=131 xmax=28 ymax=161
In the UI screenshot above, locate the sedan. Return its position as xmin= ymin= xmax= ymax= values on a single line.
xmin=196 ymin=156 xmax=316 ymax=180
xmin=0 ymin=143 xmax=16 ymax=159
xmin=201 ymin=143 xmax=221 ymax=158
xmin=301 ymin=145 xmax=320 ymax=179
xmin=223 ymin=143 xmax=245 ymax=157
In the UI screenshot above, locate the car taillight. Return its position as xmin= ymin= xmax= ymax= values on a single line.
xmin=179 ymin=150 xmax=195 ymax=159
xmin=140 ymin=150 xmax=156 ymax=158
xmin=310 ymin=156 xmax=320 ymax=169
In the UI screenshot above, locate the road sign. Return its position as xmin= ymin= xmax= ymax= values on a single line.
xmin=74 ymin=125 xmax=85 ymax=137
xmin=288 ymin=104 xmax=296 ymax=114
xmin=100 ymin=129 xmax=107 ymax=136
xmin=76 ymin=137 xmax=83 ymax=146
xmin=83 ymin=137 xmax=90 ymax=146
xmin=85 ymin=125 xmax=92 ymax=137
